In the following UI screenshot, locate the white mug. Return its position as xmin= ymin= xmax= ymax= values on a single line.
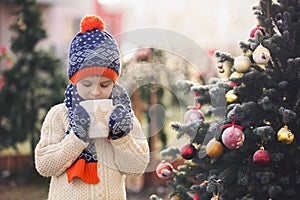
xmin=79 ymin=99 xmax=114 ymax=138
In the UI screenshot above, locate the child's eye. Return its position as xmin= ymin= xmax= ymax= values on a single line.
xmin=99 ymin=81 xmax=113 ymax=88
xmin=100 ymin=84 xmax=109 ymax=88
xmin=80 ymin=81 xmax=92 ymax=87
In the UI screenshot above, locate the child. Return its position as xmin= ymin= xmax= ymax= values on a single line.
xmin=34 ymin=15 xmax=150 ymax=200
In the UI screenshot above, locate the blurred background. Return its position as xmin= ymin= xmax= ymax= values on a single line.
xmin=1 ymin=0 xmax=257 ymax=59
xmin=0 ymin=0 xmax=258 ymax=199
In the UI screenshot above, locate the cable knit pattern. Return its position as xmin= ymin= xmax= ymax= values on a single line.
xmin=35 ymin=103 xmax=149 ymax=200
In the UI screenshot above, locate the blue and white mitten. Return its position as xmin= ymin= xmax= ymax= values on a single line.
xmin=72 ymin=105 xmax=91 ymax=142
xmin=109 ymin=84 xmax=133 ymax=140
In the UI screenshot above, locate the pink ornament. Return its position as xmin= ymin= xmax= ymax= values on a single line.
xmin=253 ymin=147 xmax=270 ymax=165
xmin=221 ymin=126 xmax=245 ymax=149
xmin=156 ymin=161 xmax=174 ymax=179
xmin=183 ymin=108 xmax=204 ymax=124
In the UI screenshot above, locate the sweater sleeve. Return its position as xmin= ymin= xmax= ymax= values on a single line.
xmin=34 ymin=104 xmax=88 ymax=177
xmin=110 ymin=115 xmax=150 ymax=177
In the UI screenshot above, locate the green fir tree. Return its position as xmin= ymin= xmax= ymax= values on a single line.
xmin=0 ymin=0 xmax=67 ymax=152
xmin=153 ymin=0 xmax=300 ymax=199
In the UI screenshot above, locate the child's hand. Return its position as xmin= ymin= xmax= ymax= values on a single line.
xmin=108 ymin=105 xmax=133 ymax=140
xmin=72 ymin=105 xmax=91 ymax=142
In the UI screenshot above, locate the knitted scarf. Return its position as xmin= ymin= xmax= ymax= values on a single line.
xmin=64 ymin=83 xmax=133 ymax=184
xmin=64 ymin=83 xmax=99 ymax=184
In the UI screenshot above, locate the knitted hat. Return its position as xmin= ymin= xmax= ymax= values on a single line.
xmin=67 ymin=15 xmax=120 ymax=84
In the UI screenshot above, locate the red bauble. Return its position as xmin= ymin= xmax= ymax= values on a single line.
xmin=1 ymin=45 xmax=7 ymax=55
xmin=194 ymin=192 xmax=199 ymax=200
xmin=183 ymin=108 xmax=204 ymax=124
xmin=0 ymin=74 xmax=5 ymax=91
xmin=156 ymin=161 xmax=174 ymax=179
xmin=253 ymin=147 xmax=270 ymax=165
xmin=222 ymin=126 xmax=245 ymax=149
xmin=181 ymin=143 xmax=197 ymax=160
xmin=229 ymin=81 xmax=239 ymax=88
xmin=250 ymin=26 xmax=265 ymax=38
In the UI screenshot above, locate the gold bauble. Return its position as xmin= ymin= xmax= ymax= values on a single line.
xmin=233 ymin=55 xmax=251 ymax=73
xmin=186 ymin=159 xmax=198 ymax=167
xmin=206 ymin=138 xmax=223 ymax=158
xmin=171 ymin=195 xmax=181 ymax=200
xmin=211 ymin=195 xmax=220 ymax=200
xmin=244 ymin=49 xmax=253 ymax=57
xmin=277 ymin=125 xmax=294 ymax=144
xmin=229 ymin=71 xmax=244 ymax=79
xmin=225 ymin=90 xmax=238 ymax=103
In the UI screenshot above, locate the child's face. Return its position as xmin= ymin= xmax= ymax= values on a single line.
xmin=76 ymin=76 xmax=114 ymax=100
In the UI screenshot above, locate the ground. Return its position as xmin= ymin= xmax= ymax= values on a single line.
xmin=0 ymin=178 xmax=170 ymax=200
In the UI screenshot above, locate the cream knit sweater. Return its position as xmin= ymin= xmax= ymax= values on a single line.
xmin=35 ymin=103 xmax=150 ymax=200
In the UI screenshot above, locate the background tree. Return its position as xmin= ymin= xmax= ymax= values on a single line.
xmin=0 ymin=0 xmax=66 ymax=156
xmin=152 ymin=0 xmax=300 ymax=199
xmin=122 ymin=48 xmax=176 ymax=151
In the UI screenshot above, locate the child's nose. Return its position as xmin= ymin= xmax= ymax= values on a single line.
xmin=91 ymin=86 xmax=101 ymax=97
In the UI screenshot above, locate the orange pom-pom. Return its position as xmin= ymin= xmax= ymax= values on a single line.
xmin=80 ymin=15 xmax=105 ymax=33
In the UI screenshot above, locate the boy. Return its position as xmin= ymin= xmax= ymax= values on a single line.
xmin=34 ymin=15 xmax=150 ymax=200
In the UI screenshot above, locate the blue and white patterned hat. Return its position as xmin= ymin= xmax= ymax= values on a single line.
xmin=67 ymin=15 xmax=120 ymax=84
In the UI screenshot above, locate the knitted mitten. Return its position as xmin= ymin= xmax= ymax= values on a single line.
xmin=109 ymin=105 xmax=133 ymax=139
xmin=72 ymin=105 xmax=90 ymax=142
xmin=72 ymin=105 xmax=97 ymax=157
xmin=109 ymin=84 xmax=133 ymax=140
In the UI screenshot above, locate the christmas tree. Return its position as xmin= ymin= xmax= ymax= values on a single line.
xmin=152 ymin=0 xmax=300 ymax=199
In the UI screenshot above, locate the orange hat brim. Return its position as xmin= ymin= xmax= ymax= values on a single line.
xmin=70 ymin=66 xmax=119 ymax=84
